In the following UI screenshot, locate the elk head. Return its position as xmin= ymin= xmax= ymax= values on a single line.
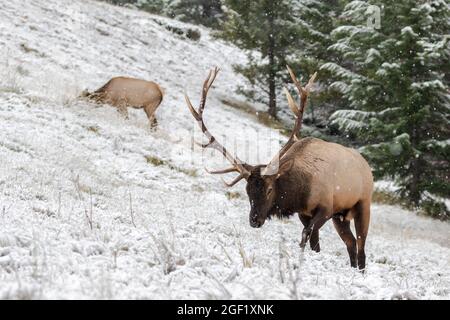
xmin=185 ymin=66 xmax=316 ymax=228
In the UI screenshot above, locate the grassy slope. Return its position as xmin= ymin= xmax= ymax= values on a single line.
xmin=0 ymin=0 xmax=449 ymax=299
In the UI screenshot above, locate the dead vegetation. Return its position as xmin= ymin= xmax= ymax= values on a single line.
xmin=145 ymin=155 xmax=198 ymax=177
xmin=225 ymin=191 xmax=241 ymax=200
xmin=220 ymin=97 xmax=285 ymax=132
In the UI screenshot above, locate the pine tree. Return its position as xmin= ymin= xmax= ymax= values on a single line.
xmin=136 ymin=0 xmax=170 ymax=15
xmin=322 ymin=0 xmax=450 ymax=218
xmin=132 ymin=0 xmax=224 ymax=28
xmin=221 ymin=0 xmax=302 ymax=118
xmin=166 ymin=0 xmax=224 ymax=28
xmin=105 ymin=0 xmax=137 ymax=5
xmin=293 ymin=0 xmax=347 ymax=123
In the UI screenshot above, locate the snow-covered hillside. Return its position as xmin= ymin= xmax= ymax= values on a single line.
xmin=0 ymin=0 xmax=449 ymax=299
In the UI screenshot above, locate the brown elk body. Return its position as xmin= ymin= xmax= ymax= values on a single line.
xmin=185 ymin=67 xmax=373 ymax=270
xmin=84 ymin=77 xmax=164 ymax=127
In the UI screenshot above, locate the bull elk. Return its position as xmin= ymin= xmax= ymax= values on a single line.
xmin=185 ymin=67 xmax=373 ymax=270
xmin=83 ymin=77 xmax=164 ymax=127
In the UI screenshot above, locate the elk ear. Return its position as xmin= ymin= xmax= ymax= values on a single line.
xmin=276 ymin=159 xmax=294 ymax=179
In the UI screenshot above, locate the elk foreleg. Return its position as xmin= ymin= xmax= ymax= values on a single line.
xmin=300 ymin=206 xmax=331 ymax=251
xmin=144 ymin=102 xmax=159 ymax=129
xmin=299 ymin=214 xmax=320 ymax=252
xmin=149 ymin=115 xmax=158 ymax=129
xmin=116 ymin=99 xmax=129 ymax=119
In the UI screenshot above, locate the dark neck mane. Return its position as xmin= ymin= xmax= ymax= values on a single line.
xmin=269 ymin=166 xmax=312 ymax=218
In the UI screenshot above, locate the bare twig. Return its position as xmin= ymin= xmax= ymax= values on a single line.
xmin=129 ymin=191 xmax=136 ymax=227
xmin=87 ymin=189 xmax=93 ymax=230
xmin=202 ymin=268 xmax=232 ymax=299
xmin=217 ymin=241 xmax=234 ymax=264
xmin=238 ymin=240 xmax=254 ymax=268
xmin=72 ymin=176 xmax=93 ymax=230
xmin=57 ymin=191 xmax=62 ymax=218
xmin=278 ymin=232 xmax=300 ymax=299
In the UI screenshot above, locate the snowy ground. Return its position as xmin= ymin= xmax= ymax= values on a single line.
xmin=0 ymin=0 xmax=449 ymax=300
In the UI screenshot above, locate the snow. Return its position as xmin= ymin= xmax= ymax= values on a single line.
xmin=1 ymin=0 xmax=449 ymax=300
xmin=401 ymin=27 xmax=419 ymax=38
xmin=412 ymin=80 xmax=446 ymax=90
xmin=365 ymin=48 xmax=381 ymax=64
xmin=329 ymin=81 xmax=349 ymax=94
xmin=320 ymin=62 xmax=364 ymax=81
xmin=328 ymin=42 xmax=352 ymax=54
xmin=426 ymin=139 xmax=450 ymax=148
xmin=329 ymin=108 xmax=402 ymax=133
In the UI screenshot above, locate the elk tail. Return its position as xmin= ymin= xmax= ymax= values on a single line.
xmin=156 ymin=83 xmax=165 ymax=105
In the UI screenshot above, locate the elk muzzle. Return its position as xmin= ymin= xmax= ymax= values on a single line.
xmin=249 ymin=209 xmax=266 ymax=228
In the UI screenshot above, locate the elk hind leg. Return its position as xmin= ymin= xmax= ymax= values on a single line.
xmin=332 ymin=213 xmax=357 ymax=268
xmin=354 ymin=200 xmax=370 ymax=271
xmin=144 ymin=103 xmax=158 ymax=129
xmin=144 ymin=95 xmax=163 ymax=129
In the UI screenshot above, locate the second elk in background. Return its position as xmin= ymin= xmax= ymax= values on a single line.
xmin=82 ymin=77 xmax=165 ymax=128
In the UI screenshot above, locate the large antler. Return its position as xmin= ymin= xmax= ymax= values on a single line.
xmin=185 ymin=67 xmax=251 ymax=187
xmin=262 ymin=66 xmax=317 ymax=176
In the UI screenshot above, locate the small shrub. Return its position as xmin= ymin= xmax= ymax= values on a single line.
xmin=177 ymin=167 xmax=198 ymax=177
xmin=420 ymin=198 xmax=449 ymax=221
xmin=162 ymin=23 xmax=201 ymax=41
xmin=256 ymin=112 xmax=284 ymax=130
xmin=96 ymin=27 xmax=110 ymax=37
xmin=220 ymin=98 xmax=284 ymax=131
xmin=145 ymin=155 xmax=166 ymax=166
xmin=238 ymin=240 xmax=254 ymax=268
xmin=85 ymin=125 xmax=100 ymax=134
xmin=373 ymin=189 xmax=449 ymax=221
xmin=165 ymin=25 xmax=184 ymax=36
xmin=186 ymin=29 xmax=201 ymax=41
xmin=372 ymin=189 xmax=403 ymax=206
xmin=226 ymin=191 xmax=241 ymax=200
xmin=20 ymin=43 xmax=46 ymax=58
xmin=191 ymin=185 xmax=205 ymax=192
xmin=145 ymin=155 xmax=197 ymax=177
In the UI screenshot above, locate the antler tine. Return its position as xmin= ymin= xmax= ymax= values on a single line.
xmin=305 ymin=72 xmax=317 ymax=92
xmin=186 ymin=68 xmax=218 ymax=120
xmin=284 ymin=87 xmax=299 ymax=117
xmin=185 ymin=67 xmax=251 ymax=186
xmin=221 ymin=174 xmax=247 ymax=187
xmin=262 ymin=66 xmax=316 ymax=176
xmin=286 ymin=65 xmax=303 ymax=94
xmin=284 ymin=66 xmax=317 ymax=146
xmin=198 ymin=70 xmax=213 ymax=117
xmin=185 ymin=94 xmax=200 ymax=121
xmin=199 ymin=67 xmax=220 ymax=117
xmin=205 ymin=167 xmax=239 ymax=175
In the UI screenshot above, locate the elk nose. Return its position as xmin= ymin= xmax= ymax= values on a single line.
xmin=250 ymin=220 xmax=262 ymax=228
xmin=249 ymin=214 xmax=262 ymax=228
